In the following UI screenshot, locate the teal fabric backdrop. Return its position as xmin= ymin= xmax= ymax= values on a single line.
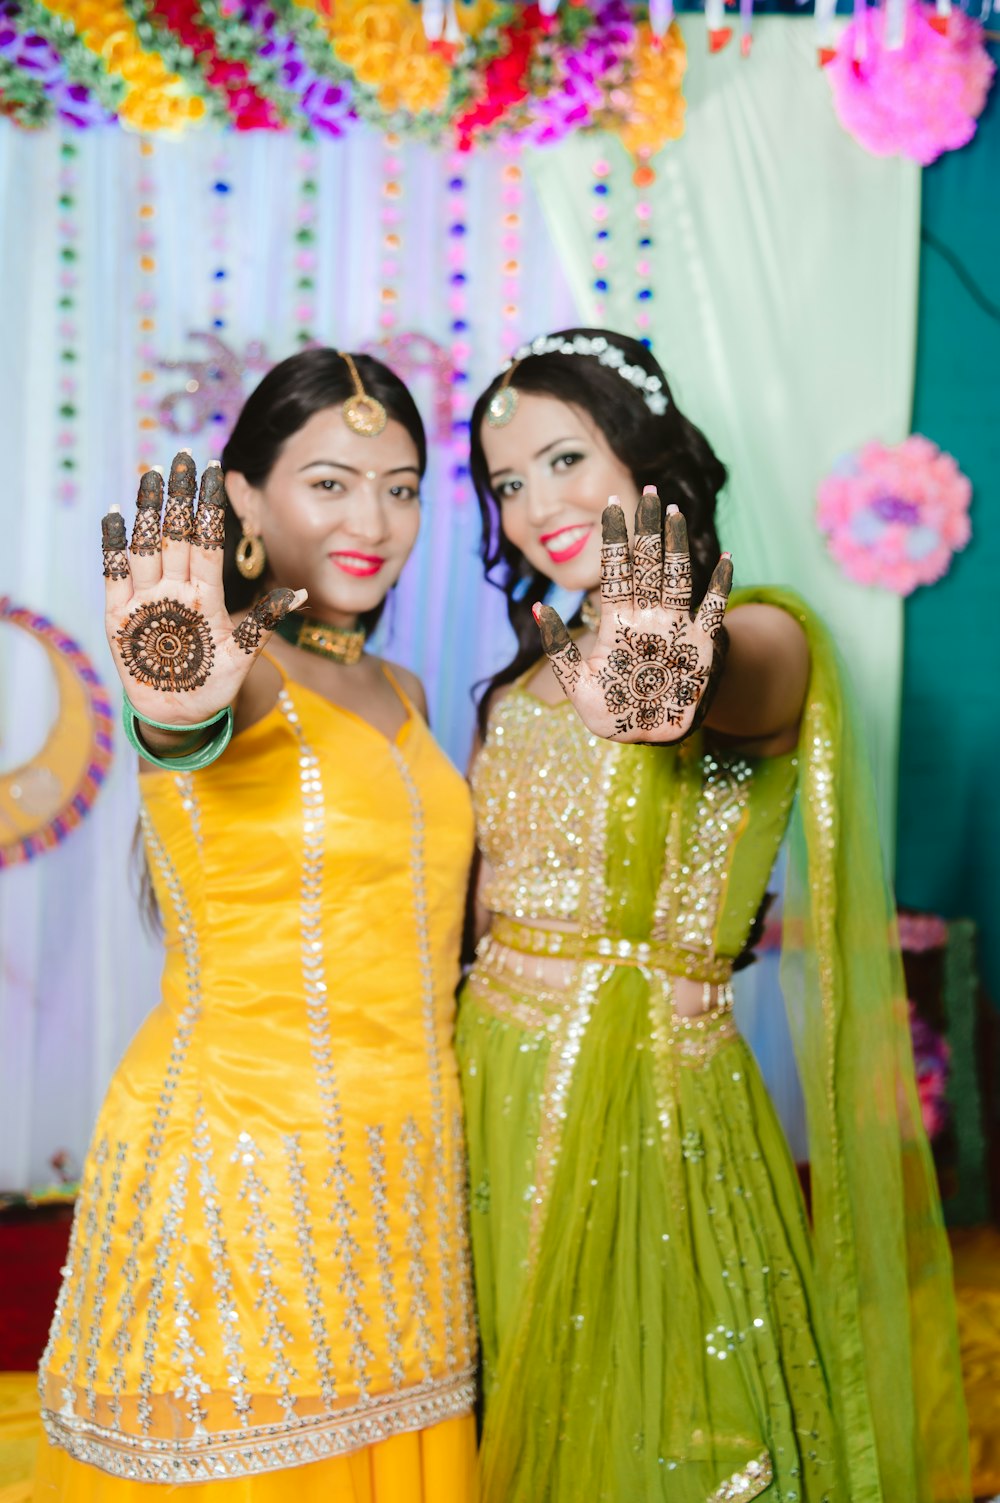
xmin=896 ymin=44 xmax=1000 ymax=1004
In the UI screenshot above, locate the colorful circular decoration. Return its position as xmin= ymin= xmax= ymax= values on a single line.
xmin=817 ymin=435 xmax=972 ymax=595
xmin=0 ymin=600 xmax=114 ymax=869
xmin=826 ymin=2 xmax=995 ymax=167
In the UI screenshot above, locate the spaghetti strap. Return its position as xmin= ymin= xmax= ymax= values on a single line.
xmin=381 ymin=661 xmax=421 ymax=720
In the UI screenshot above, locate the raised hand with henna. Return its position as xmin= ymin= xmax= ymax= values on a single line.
xmin=102 ymin=452 xmax=305 ymax=740
xmin=532 ymin=485 xmax=732 ymax=745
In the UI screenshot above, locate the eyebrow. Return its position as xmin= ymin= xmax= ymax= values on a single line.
xmin=488 ymin=436 xmax=583 ymax=481
xmin=298 ymin=460 xmax=420 ymax=476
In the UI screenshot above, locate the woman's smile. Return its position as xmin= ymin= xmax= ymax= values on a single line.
xmin=538 ymin=522 xmax=595 ymax=564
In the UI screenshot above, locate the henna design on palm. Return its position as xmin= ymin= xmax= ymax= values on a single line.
xmin=597 ymin=623 xmax=707 ymax=735
xmin=102 ymin=453 xmax=308 ymax=733
xmin=102 ymin=510 xmax=129 ymax=581
xmin=193 ymin=461 xmax=226 ymax=549
xmin=162 ymin=451 xmax=196 ymax=542
xmin=117 ymin=600 xmax=215 ymax=692
xmin=233 ymin=588 xmax=298 ymax=655
xmin=534 ymin=488 xmax=734 ymax=745
xmin=130 ymin=470 xmax=163 ymax=556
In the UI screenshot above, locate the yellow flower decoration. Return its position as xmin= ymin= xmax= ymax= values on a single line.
xmin=452 ymin=0 xmax=499 ymax=37
xmin=297 ymin=0 xmax=451 ymax=115
xmin=37 ymin=0 xmax=203 ymax=131
xmin=615 ymin=21 xmax=686 ymax=158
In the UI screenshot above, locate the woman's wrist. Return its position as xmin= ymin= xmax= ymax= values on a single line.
xmin=122 ymin=696 xmax=234 ymax=772
xmin=133 ymin=720 xmax=213 ymax=758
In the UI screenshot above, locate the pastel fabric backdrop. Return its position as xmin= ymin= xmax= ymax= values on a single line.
xmin=530 ymin=15 xmax=920 ymax=863
xmin=0 ymin=19 xmax=920 ymax=1185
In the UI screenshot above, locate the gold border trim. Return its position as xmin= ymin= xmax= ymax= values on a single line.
xmin=42 ymin=1370 xmax=475 ymax=1484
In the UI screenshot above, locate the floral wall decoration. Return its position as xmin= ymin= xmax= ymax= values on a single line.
xmin=0 ymin=600 xmax=114 ymax=869
xmin=826 ymin=1 xmax=995 ymax=166
xmin=0 ymin=0 xmax=687 ymax=151
xmin=816 ymin=434 xmax=972 ymax=595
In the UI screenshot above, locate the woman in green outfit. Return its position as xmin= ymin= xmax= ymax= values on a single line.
xmin=456 ymin=330 xmax=970 ymax=1502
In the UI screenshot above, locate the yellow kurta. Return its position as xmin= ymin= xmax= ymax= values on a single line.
xmin=35 ymin=666 xmax=477 ymax=1497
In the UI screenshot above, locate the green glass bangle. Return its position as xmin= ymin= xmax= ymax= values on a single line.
xmin=122 ymin=696 xmax=234 ymax=773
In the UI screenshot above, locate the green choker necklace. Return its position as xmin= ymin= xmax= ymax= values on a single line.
xmin=272 ymin=613 xmax=366 ymax=666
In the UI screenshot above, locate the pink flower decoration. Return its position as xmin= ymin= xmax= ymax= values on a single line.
xmin=827 ymin=2 xmax=995 ymax=166
xmin=898 ymin=912 xmax=949 ymax=952
xmin=817 ymin=434 xmax=972 ymax=595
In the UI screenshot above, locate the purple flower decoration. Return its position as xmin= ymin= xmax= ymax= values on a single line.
xmin=0 ymin=1 xmax=113 ymax=126
xmin=240 ymin=0 xmax=355 ymax=136
xmin=520 ymin=0 xmax=636 ymax=146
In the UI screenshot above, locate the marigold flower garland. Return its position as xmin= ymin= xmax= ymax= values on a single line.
xmin=7 ymin=0 xmax=123 ymax=119
xmin=0 ymin=0 xmax=111 ymax=125
xmin=1 ymin=0 xmax=692 ymax=150
xmin=32 ymin=0 xmax=205 ymax=131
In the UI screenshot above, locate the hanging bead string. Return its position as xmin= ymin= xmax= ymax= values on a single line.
xmin=207 ymin=144 xmax=233 ymax=457
xmin=499 ymin=152 xmax=523 ymax=357
xmin=135 ymin=137 xmax=159 ymax=477
xmin=293 ymin=131 xmax=319 ymax=347
xmin=446 ymin=151 xmax=471 ymax=504
xmin=633 ymin=150 xmax=656 ymax=349
xmin=379 ymin=131 xmax=403 ymax=335
xmin=591 ymin=153 xmax=611 ymax=322
xmin=55 ymin=133 xmax=82 ymax=504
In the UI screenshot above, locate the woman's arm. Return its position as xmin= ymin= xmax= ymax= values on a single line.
xmin=702 ymin=603 xmax=809 ymax=755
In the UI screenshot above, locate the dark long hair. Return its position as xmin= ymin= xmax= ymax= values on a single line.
xmin=471 ymin=329 xmax=727 ymax=732
xmin=134 ymin=347 xmax=427 ymax=928
xmin=220 ymin=347 xmax=428 ymax=637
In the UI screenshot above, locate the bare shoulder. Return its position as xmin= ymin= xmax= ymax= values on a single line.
xmin=728 ymin=600 xmax=808 ymax=653
xmin=384 ymin=658 xmax=429 ymax=721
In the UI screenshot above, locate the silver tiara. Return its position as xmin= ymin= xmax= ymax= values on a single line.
xmin=487 ymin=333 xmax=669 ymax=427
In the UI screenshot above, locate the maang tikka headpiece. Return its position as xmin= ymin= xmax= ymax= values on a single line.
xmin=339 ymin=351 xmax=387 ymax=437
xmin=486 ymin=333 xmax=670 ymax=428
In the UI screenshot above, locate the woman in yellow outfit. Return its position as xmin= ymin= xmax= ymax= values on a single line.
xmin=33 ymin=350 xmax=478 ymax=1500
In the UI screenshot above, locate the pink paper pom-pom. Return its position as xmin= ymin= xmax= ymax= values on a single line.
xmin=817 ymin=434 xmax=972 ymax=595
xmin=827 ymin=2 xmax=995 ymax=165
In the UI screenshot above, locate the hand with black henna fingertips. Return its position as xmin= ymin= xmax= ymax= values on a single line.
xmin=102 ymin=452 xmax=306 ymax=738
xmin=533 ymin=485 xmax=733 ymax=745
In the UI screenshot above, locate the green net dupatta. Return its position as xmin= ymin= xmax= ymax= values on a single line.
xmin=752 ymin=587 xmax=971 ymax=1502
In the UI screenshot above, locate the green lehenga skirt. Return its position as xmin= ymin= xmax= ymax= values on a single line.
xmin=457 ymin=939 xmax=842 ymax=1503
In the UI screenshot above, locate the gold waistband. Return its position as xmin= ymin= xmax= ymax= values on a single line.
xmin=486 ymin=916 xmax=735 ymax=985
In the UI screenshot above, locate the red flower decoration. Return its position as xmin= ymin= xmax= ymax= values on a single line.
xmin=149 ymin=0 xmax=283 ymax=129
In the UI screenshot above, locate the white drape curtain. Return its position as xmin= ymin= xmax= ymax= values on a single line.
xmin=0 ymin=21 xmax=919 ymax=1184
